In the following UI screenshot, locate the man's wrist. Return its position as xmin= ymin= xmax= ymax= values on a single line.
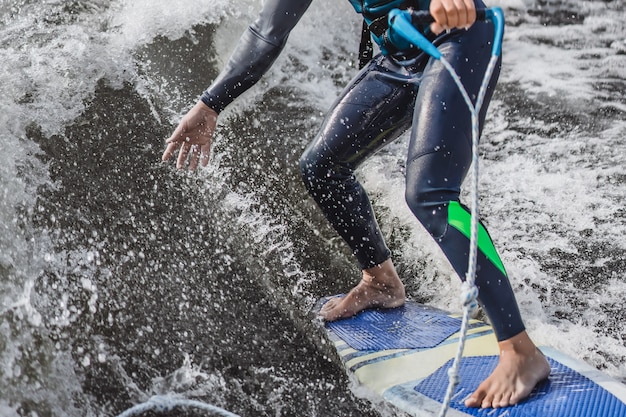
xmin=200 ymin=91 xmax=225 ymax=114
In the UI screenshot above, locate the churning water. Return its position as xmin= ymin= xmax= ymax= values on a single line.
xmin=0 ymin=0 xmax=624 ymax=415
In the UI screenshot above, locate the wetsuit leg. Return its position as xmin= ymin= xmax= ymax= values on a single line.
xmin=405 ymin=22 xmax=526 ymax=341
xmin=299 ymin=56 xmax=419 ymax=269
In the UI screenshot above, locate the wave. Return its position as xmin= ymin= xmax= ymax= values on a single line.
xmin=0 ymin=0 xmax=624 ymax=415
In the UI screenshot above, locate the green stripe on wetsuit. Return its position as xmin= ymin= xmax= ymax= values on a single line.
xmin=447 ymin=201 xmax=507 ymax=277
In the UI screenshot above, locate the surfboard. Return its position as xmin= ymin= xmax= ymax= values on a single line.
xmin=316 ymin=297 xmax=626 ymax=417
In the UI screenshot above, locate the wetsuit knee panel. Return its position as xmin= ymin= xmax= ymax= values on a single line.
xmin=404 ymin=190 xmax=450 ymax=238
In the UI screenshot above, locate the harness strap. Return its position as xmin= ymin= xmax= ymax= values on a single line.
xmin=357 ymin=0 xmax=427 ymax=68
xmin=359 ymin=20 xmax=374 ymax=69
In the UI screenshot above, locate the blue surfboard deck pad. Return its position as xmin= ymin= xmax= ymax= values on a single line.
xmin=318 ymin=297 xmax=626 ymax=417
xmin=415 ymin=356 xmax=626 ymax=417
xmin=325 ymin=301 xmax=463 ymax=350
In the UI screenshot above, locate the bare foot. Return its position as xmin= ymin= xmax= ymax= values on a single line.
xmin=465 ymin=331 xmax=551 ymax=408
xmin=319 ymin=259 xmax=405 ymax=321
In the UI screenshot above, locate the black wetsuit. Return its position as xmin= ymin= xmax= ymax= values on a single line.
xmin=201 ymin=0 xmax=525 ymax=342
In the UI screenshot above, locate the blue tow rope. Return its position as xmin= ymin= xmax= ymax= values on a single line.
xmin=388 ymin=8 xmax=505 ymax=417
xmin=388 ymin=7 xmax=504 ymax=57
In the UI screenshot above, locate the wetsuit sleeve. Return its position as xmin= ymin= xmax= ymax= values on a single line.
xmin=201 ymin=0 xmax=313 ymax=113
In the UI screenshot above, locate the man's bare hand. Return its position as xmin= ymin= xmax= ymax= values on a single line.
xmin=162 ymin=101 xmax=218 ymax=171
xmin=429 ymin=0 xmax=477 ymax=35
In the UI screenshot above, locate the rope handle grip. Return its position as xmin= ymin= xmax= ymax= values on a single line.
xmin=388 ymin=7 xmax=504 ymax=59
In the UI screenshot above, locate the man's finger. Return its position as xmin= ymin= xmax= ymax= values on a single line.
xmin=444 ymin=0 xmax=460 ymax=28
xmin=177 ymin=143 xmax=191 ymax=169
xmin=430 ymin=22 xmax=445 ymax=34
xmin=464 ymin=0 xmax=476 ymax=27
xmin=188 ymin=145 xmax=200 ymax=171
xmin=430 ymin=0 xmax=450 ymax=31
xmin=452 ymin=0 xmax=468 ymax=27
xmin=200 ymin=143 xmax=211 ymax=167
xmin=162 ymin=140 xmax=182 ymax=162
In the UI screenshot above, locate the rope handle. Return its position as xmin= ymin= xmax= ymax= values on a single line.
xmin=387 ymin=7 xmax=504 ymax=58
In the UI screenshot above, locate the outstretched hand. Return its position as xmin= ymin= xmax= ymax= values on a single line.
xmin=429 ymin=0 xmax=477 ymax=35
xmin=162 ymin=101 xmax=218 ymax=171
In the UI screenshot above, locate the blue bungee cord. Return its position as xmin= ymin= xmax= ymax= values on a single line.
xmin=388 ymin=7 xmax=505 ymax=417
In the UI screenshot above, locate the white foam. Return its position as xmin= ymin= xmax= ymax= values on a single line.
xmin=109 ymin=0 xmax=236 ymax=48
